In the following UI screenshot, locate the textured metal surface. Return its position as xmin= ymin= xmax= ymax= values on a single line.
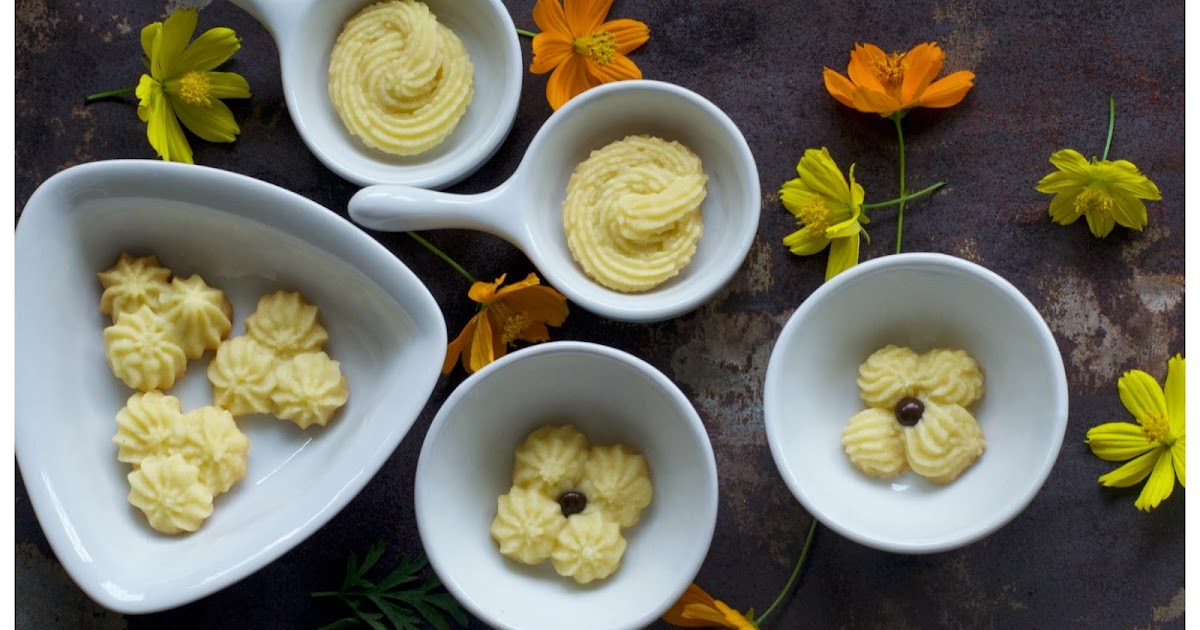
xmin=15 ymin=0 xmax=1185 ymax=628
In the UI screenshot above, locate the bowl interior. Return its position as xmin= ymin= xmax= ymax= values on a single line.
xmin=278 ymin=0 xmax=521 ymax=187
xmin=15 ymin=162 xmax=446 ymax=612
xmin=416 ymin=343 xmax=718 ymax=630
xmin=517 ymin=81 xmax=760 ymax=322
xmin=763 ymin=254 xmax=1067 ymax=553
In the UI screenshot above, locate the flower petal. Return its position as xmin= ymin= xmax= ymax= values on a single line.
xmin=783 ymin=227 xmax=830 ymax=256
xmin=900 ymin=42 xmax=944 ymax=106
xmin=1107 ymin=191 xmax=1148 ymax=231
xmin=1047 ymin=192 xmax=1083 ymax=225
xmin=564 ymin=0 xmax=611 ymax=37
xmin=530 ymin=32 xmax=574 ymax=74
xmin=141 ymin=21 xmax=161 ymax=66
xmin=1165 ymin=355 xmax=1185 ymax=437
xmin=1048 ymin=149 xmax=1090 ymax=173
xmin=1085 ymin=422 xmax=1156 ymax=461
xmin=157 ymin=8 xmax=199 ymax=79
xmin=532 ymin=0 xmax=571 ymax=37
xmin=825 ymin=234 xmax=860 ymax=281
xmin=141 ymin=81 xmax=193 ymax=163
xmin=179 ymin=27 xmax=240 ymax=73
xmin=500 ymin=286 xmax=569 ymax=327
xmin=545 ymin=54 xmax=595 ymax=110
xmin=468 ymin=275 xmax=506 ymax=304
xmin=779 ymin=179 xmax=817 ymax=215
xmin=602 ymin=18 xmax=649 ymax=55
xmin=206 ymin=71 xmax=251 ymax=99
xmin=1134 ymin=450 xmax=1175 ymax=511
xmin=442 ymin=315 xmax=479 ymax=374
xmin=468 ymin=313 xmax=497 ymax=373
xmin=1084 ymin=206 xmax=1115 ymax=237
xmin=797 ymin=147 xmax=850 ymax=204
xmin=916 ymin=70 xmax=975 ymax=108
xmin=823 ymin=68 xmax=858 ymax=109
xmin=586 ymin=53 xmax=641 ymax=83
xmin=850 ymin=86 xmax=902 ymax=116
xmin=1098 ymin=447 xmax=1161 ymax=487
xmin=1171 ymin=435 xmax=1185 ymax=487
xmin=1105 ymin=160 xmax=1162 ymax=199
xmin=493 ymin=272 xmax=542 ymax=297
xmin=847 ymin=43 xmax=889 ymax=95
xmin=1035 ymin=168 xmax=1089 ymax=194
xmin=171 ymin=97 xmax=240 ymax=143
xmin=662 ymin=584 xmax=724 ymax=627
xmin=1118 ymin=369 xmax=1168 ymax=426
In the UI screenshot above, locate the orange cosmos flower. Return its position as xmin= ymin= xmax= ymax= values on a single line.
xmin=442 ymin=273 xmax=569 ymax=375
xmin=529 ymin=0 xmax=650 ymax=110
xmin=662 ymin=584 xmax=758 ymax=630
xmin=823 ymin=42 xmax=975 ymax=117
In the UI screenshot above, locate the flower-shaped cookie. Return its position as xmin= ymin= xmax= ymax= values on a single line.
xmin=97 ymin=252 xmax=172 ymax=321
xmin=842 ymin=345 xmax=986 ymax=484
xmin=491 ymin=424 xmax=653 ymax=584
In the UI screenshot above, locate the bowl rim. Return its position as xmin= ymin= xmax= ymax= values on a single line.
xmin=414 ymin=340 xmax=719 ymax=630
xmin=15 ymin=159 xmax=448 ymax=612
xmin=762 ymin=252 xmax=1070 ymax=554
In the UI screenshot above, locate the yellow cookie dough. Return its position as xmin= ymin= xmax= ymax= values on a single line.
xmin=576 ymin=444 xmax=653 ymax=528
xmin=158 ymin=274 xmax=233 ymax=360
xmin=550 ymin=511 xmax=628 ymax=584
xmin=244 ymin=291 xmax=329 ymax=359
xmin=903 ymin=402 xmax=986 ymax=484
xmin=844 ymin=345 xmax=987 ymax=483
xmin=512 ymin=424 xmax=591 ymax=497
xmin=490 ymin=486 xmax=567 ymax=565
xmin=180 ymin=406 xmax=251 ymax=495
xmin=98 ymin=252 xmax=171 ymax=321
xmin=104 ymin=306 xmax=188 ymax=392
xmin=112 ymin=391 xmax=187 ymax=466
xmin=208 ymin=336 xmax=278 ymax=416
xmin=328 ymin=0 xmax=474 ymax=155
xmin=562 ymin=135 xmax=707 ymax=292
xmin=840 ymin=408 xmax=908 ymax=478
xmin=271 ymin=351 xmax=349 ymax=429
xmin=127 ymin=454 xmax=214 ymax=534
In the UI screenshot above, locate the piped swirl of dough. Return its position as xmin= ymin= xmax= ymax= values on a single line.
xmin=563 ymin=135 xmax=707 ymax=292
xmin=329 ymin=0 xmax=474 ymax=156
xmin=856 ymin=344 xmax=921 ymax=409
xmin=903 ymin=402 xmax=985 ymax=484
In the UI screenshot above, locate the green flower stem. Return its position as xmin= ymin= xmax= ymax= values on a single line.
xmin=1102 ymin=95 xmax=1115 ymax=161
xmin=891 ymin=113 xmax=907 ymax=254
xmin=754 ymin=518 xmax=818 ymax=627
xmin=860 ymin=181 xmax=946 ymax=210
xmin=516 ymin=28 xmax=538 ymax=38
xmin=405 ymin=231 xmax=476 ymax=284
xmin=84 ymin=86 xmax=136 ymax=103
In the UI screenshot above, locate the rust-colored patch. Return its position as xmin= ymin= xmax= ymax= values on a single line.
xmin=932 ymin=1 xmax=991 ymax=72
xmin=1037 ymin=270 xmax=1138 ymax=390
xmin=16 ymin=0 xmax=63 ymax=55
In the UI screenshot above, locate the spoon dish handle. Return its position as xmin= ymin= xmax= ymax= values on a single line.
xmin=348 ymin=185 xmax=520 ymax=242
xmin=226 ymin=0 xmax=304 ymax=35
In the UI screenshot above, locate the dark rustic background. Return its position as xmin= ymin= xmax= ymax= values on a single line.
xmin=15 ymin=0 xmax=1185 ymax=628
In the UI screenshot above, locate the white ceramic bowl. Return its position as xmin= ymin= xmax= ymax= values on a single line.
xmin=415 ymin=342 xmax=718 ymax=630
xmin=15 ymin=160 xmax=447 ymax=612
xmin=763 ymin=253 xmax=1069 ymax=554
xmin=350 ymin=80 xmax=761 ymax=322
xmin=229 ymin=0 xmax=521 ymax=188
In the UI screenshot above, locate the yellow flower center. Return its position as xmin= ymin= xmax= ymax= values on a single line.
xmin=177 ymin=71 xmax=213 ymax=107
xmin=875 ymin=52 xmax=908 ymax=86
xmin=1074 ymin=186 xmax=1114 ymax=220
xmin=1141 ymin=413 xmax=1171 ymax=443
xmin=501 ymin=313 xmax=530 ymax=345
xmin=798 ymin=197 xmax=833 ymax=232
xmin=574 ymin=31 xmax=616 ymax=65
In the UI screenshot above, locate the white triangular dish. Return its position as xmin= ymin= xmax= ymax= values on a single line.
xmin=15 ymin=160 xmax=446 ymax=613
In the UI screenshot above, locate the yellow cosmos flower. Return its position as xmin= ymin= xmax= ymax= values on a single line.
xmin=1035 ymin=148 xmax=1162 ymax=238
xmin=135 ymin=8 xmax=251 ymax=163
xmin=442 ymin=273 xmax=570 ymax=375
xmin=528 ymin=0 xmax=650 ymax=110
xmin=780 ymin=148 xmax=869 ymax=281
xmin=1086 ymin=355 xmax=1185 ymax=512
xmin=662 ymin=584 xmax=757 ymax=630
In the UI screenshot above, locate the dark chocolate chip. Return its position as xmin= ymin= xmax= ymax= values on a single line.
xmin=557 ymin=490 xmax=587 ymax=517
xmin=895 ymin=396 xmax=925 ymax=426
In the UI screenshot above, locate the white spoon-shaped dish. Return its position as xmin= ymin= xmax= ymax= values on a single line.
xmin=349 ymin=80 xmax=762 ymax=323
xmin=229 ymin=0 xmax=521 ymax=188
